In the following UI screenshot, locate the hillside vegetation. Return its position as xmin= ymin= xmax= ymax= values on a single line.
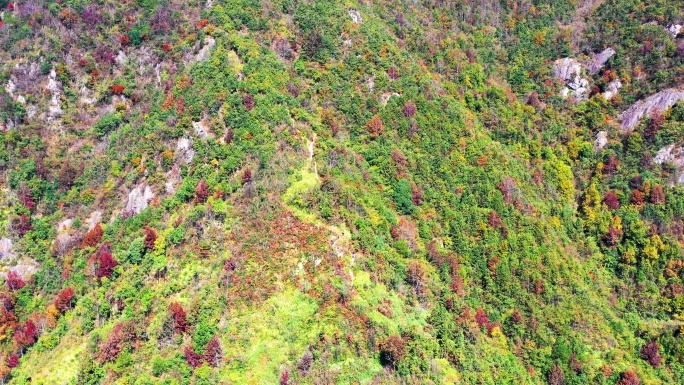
xmin=1 ymin=0 xmax=684 ymax=384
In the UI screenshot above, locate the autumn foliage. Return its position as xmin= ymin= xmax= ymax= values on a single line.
xmin=169 ymin=302 xmax=187 ymax=333
xmin=7 ymin=353 xmax=18 ymax=369
xmin=14 ymin=319 xmax=37 ymax=349
xmin=618 ymin=370 xmax=640 ymax=385
xmin=204 ymin=335 xmax=223 ymax=367
xmin=547 ymin=363 xmax=564 ymax=385
xmin=379 ymin=335 xmax=406 ymax=369
xmin=94 ymin=242 xmax=118 ymax=279
xmin=184 ymin=347 xmax=203 ymax=368
xmin=14 ymin=214 xmax=32 ymax=237
xmin=641 ymin=340 xmax=662 ymax=368
xmin=5 ymin=272 xmax=25 ymax=292
xmin=402 ymin=101 xmax=417 ymax=118
xmin=194 ymin=180 xmax=209 ymax=203
xmin=144 ymin=227 xmax=157 ymax=250
xmin=81 ymin=223 xmax=103 ymax=248
xmin=54 ymin=287 xmax=75 ymax=312
xmin=242 ymin=93 xmax=255 ymax=111
xmin=604 ymin=191 xmax=620 ymax=210
xmin=110 ymin=84 xmax=125 ymax=95
xmin=365 ymin=115 xmax=385 ymax=138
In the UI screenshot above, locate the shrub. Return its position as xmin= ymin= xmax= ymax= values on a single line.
xmin=93 ymin=114 xmax=122 ymax=138
xmin=394 ymin=179 xmax=416 ymax=215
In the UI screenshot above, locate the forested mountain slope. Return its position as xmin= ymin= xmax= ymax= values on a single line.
xmin=1 ymin=0 xmax=684 ymax=384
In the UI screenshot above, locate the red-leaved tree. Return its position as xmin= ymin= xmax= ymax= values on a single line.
xmin=184 ymin=347 xmax=203 ymax=368
xmin=5 ymin=272 xmax=25 ymax=291
xmin=242 ymin=93 xmax=255 ymax=111
xmin=547 ymin=363 xmax=564 ymax=385
xmin=144 ymin=227 xmax=157 ymax=251
xmin=54 ymin=287 xmax=75 ymax=312
xmin=402 ymin=101 xmax=417 ymax=118
xmin=280 ymin=369 xmax=290 ymax=385
xmin=95 ymin=242 xmax=118 ymax=279
xmin=650 ymin=185 xmax=665 ymax=204
xmin=7 ymin=353 xmax=18 ymax=369
xmin=98 ymin=323 xmax=124 ymax=362
xmin=618 ymin=370 xmax=640 ymax=385
xmin=14 ymin=214 xmax=32 ymax=237
xmin=641 ymin=340 xmax=662 ymax=368
xmin=604 ymin=191 xmax=620 ymax=210
xmin=169 ymin=302 xmax=187 ymax=333
xmin=110 ymin=84 xmax=125 ymax=95
xmin=14 ymin=319 xmax=37 ymax=349
xmin=194 ymin=180 xmax=209 ymax=203
xmin=204 ymin=335 xmax=223 ymax=367
xmin=81 ymin=223 xmax=103 ymax=248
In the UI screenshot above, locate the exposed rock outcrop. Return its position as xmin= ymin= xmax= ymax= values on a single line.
xmin=0 ymin=238 xmax=15 ymax=261
xmin=193 ymin=120 xmax=210 ymax=139
xmin=176 ymin=137 xmax=195 ymax=164
xmin=380 ymin=92 xmax=401 ymax=106
xmin=124 ymin=183 xmax=155 ymax=215
xmin=87 ymin=210 xmax=102 ymax=230
xmin=165 ymin=164 xmax=182 ymax=194
xmin=594 ymin=131 xmax=608 ymax=151
xmin=0 ymin=237 xmax=40 ymax=280
xmin=668 ymin=24 xmax=682 ymax=38
xmin=195 ymin=36 xmax=216 ymax=62
xmin=653 ymin=145 xmax=684 ymax=185
xmin=349 ymin=9 xmax=362 ymax=24
xmin=554 ymin=58 xmax=582 ymax=81
xmin=587 ymin=48 xmax=615 ymax=74
xmin=554 ymin=58 xmax=589 ymax=101
xmin=619 ymin=89 xmax=684 ymax=131
xmin=603 ymin=79 xmax=622 ymax=100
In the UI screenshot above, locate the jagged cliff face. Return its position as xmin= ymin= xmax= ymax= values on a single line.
xmin=1 ymin=1 xmax=684 ymax=384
